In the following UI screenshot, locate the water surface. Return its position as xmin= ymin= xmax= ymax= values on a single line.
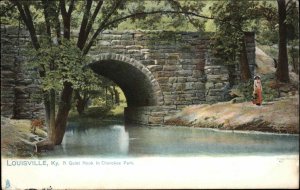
xmin=39 ymin=121 xmax=299 ymax=158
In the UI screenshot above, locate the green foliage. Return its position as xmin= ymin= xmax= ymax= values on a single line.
xmin=0 ymin=1 xmax=19 ymax=25
xmin=255 ymin=0 xmax=299 ymax=45
xmin=26 ymin=39 xmax=93 ymax=91
xmin=209 ymin=0 xmax=259 ymax=65
xmin=117 ymin=0 xmax=205 ymax=31
xmin=235 ymin=80 xmax=253 ymax=101
xmin=234 ymin=75 xmax=279 ymax=103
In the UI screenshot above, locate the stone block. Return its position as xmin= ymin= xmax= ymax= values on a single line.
xmin=168 ymin=77 xmax=177 ymax=83
xmin=206 ymin=96 xmax=218 ymax=102
xmin=99 ymin=41 xmax=111 ymax=46
xmin=165 ymin=59 xmax=178 ymax=65
xmin=184 ymin=82 xmax=195 ymax=90
xmin=215 ymin=82 xmax=225 ymax=89
xmin=177 ymin=77 xmax=186 ymax=82
xmin=205 ymin=82 xmax=214 ymax=89
xmin=141 ymin=49 xmax=150 ymax=53
xmin=173 ymin=83 xmax=185 ymax=91
xmin=195 ymin=82 xmax=205 ymax=89
xmin=160 ymin=84 xmax=172 ymax=91
xmin=176 ymin=70 xmax=193 ymax=76
xmin=174 ymin=100 xmax=190 ymax=105
xmin=183 ymin=65 xmax=196 ymax=70
xmin=196 ymin=92 xmax=205 ymax=99
xmin=206 ymin=74 xmax=228 ymax=81
xmin=150 ymin=111 xmax=167 ymax=117
xmin=156 ymin=71 xmax=175 ymax=77
xmin=126 ymin=45 xmax=143 ymax=49
xmin=208 ymin=89 xmax=223 ymax=96
xmin=147 ymin=65 xmax=163 ymax=72
xmin=17 ymin=79 xmax=33 ymax=85
xmin=127 ymin=50 xmax=140 ymax=54
xmin=121 ymin=34 xmax=133 ymax=40
xmin=163 ymin=65 xmax=181 ymax=71
xmin=166 ymin=53 xmax=180 ymax=60
xmin=192 ymin=100 xmax=206 ymax=104
xmin=157 ymin=77 xmax=169 ymax=83
xmin=1 ymin=71 xmax=15 ymax=78
xmin=121 ymin=40 xmax=135 ymax=46
xmin=186 ymin=78 xmax=197 ymax=82
xmin=148 ymin=116 xmax=164 ymax=124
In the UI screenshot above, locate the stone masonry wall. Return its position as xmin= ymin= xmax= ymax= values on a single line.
xmin=89 ymin=30 xmax=210 ymax=109
xmin=89 ymin=30 xmax=255 ymax=105
xmin=1 ymin=25 xmax=44 ymax=119
xmin=1 ymin=26 xmax=255 ymax=125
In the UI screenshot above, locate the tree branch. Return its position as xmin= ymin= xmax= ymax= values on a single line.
xmin=83 ymin=10 xmax=213 ymax=55
xmin=41 ymin=0 xmax=52 ymax=40
xmin=13 ymin=1 xmax=40 ymax=50
xmin=59 ymin=0 xmax=72 ymax=39
xmin=82 ymin=0 xmax=104 ymax=48
xmin=59 ymin=0 xmax=67 ymax=18
xmin=77 ymin=0 xmax=93 ymax=49
xmin=67 ymin=0 xmax=75 ymax=17
xmin=54 ymin=3 xmax=61 ymax=44
xmin=286 ymin=0 xmax=296 ymax=15
xmin=83 ymin=0 xmax=123 ymax=54
xmin=104 ymin=10 xmax=214 ymax=29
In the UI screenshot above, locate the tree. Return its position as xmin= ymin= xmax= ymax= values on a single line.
xmin=209 ymin=1 xmax=258 ymax=82
xmin=276 ymin=0 xmax=290 ymax=83
xmin=275 ymin=0 xmax=299 ymax=81
xmin=7 ymin=0 xmax=210 ymax=145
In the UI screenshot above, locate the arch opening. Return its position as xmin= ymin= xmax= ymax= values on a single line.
xmin=89 ymin=57 xmax=163 ymax=108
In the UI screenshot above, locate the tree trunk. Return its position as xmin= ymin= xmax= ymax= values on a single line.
xmin=105 ymin=86 xmax=108 ymax=106
xmin=53 ymin=82 xmax=73 ymax=145
xmin=113 ymin=86 xmax=120 ymax=105
xmin=76 ymin=96 xmax=85 ymax=115
xmin=48 ymin=89 xmax=56 ymax=142
xmin=74 ymin=91 xmax=90 ymax=115
xmin=43 ymin=91 xmax=50 ymax=128
xmin=276 ymin=0 xmax=290 ymax=83
xmin=239 ymin=37 xmax=252 ymax=82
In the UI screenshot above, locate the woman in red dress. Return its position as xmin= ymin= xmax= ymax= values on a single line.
xmin=252 ymin=75 xmax=263 ymax=106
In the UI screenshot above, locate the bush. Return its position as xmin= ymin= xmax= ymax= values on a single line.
xmin=232 ymin=75 xmax=279 ymax=102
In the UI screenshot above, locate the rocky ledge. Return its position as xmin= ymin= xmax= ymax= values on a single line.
xmin=1 ymin=116 xmax=49 ymax=157
xmin=165 ymin=94 xmax=299 ymax=134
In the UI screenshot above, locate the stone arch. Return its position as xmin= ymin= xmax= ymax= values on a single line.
xmin=89 ymin=53 xmax=164 ymax=107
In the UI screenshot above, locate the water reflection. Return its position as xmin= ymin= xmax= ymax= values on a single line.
xmin=55 ymin=123 xmax=129 ymax=157
xmin=39 ymin=122 xmax=299 ymax=158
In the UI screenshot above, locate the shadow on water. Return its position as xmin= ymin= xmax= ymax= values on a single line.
xmin=38 ymin=119 xmax=299 ymax=158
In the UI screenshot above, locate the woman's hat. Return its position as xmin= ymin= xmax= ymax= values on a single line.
xmin=254 ymin=75 xmax=261 ymax=79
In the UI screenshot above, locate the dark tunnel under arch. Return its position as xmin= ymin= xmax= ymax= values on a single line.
xmin=89 ymin=54 xmax=164 ymax=107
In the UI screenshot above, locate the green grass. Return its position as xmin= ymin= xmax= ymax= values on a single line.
xmin=68 ymin=87 xmax=127 ymax=122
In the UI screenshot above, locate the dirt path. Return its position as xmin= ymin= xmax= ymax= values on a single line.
xmin=165 ymin=94 xmax=299 ymax=134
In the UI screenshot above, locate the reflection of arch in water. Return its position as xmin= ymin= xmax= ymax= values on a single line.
xmin=110 ymin=125 xmax=129 ymax=154
xmin=89 ymin=53 xmax=164 ymax=107
xmin=61 ymin=125 xmax=129 ymax=156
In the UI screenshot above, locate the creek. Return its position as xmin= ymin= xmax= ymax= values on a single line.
xmin=38 ymin=120 xmax=299 ymax=158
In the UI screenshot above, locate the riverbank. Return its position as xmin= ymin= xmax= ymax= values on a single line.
xmin=165 ymin=94 xmax=299 ymax=134
xmin=1 ymin=117 xmax=47 ymax=157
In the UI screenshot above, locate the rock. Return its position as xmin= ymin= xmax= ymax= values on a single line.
xmin=35 ymin=139 xmax=54 ymax=152
xmin=230 ymin=97 xmax=244 ymax=104
xmin=280 ymin=86 xmax=290 ymax=93
xmin=229 ymin=88 xmax=244 ymax=98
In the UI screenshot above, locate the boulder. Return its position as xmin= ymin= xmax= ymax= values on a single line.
xmin=35 ymin=139 xmax=54 ymax=153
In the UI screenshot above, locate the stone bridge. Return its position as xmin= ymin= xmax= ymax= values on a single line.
xmin=1 ymin=26 xmax=255 ymax=125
